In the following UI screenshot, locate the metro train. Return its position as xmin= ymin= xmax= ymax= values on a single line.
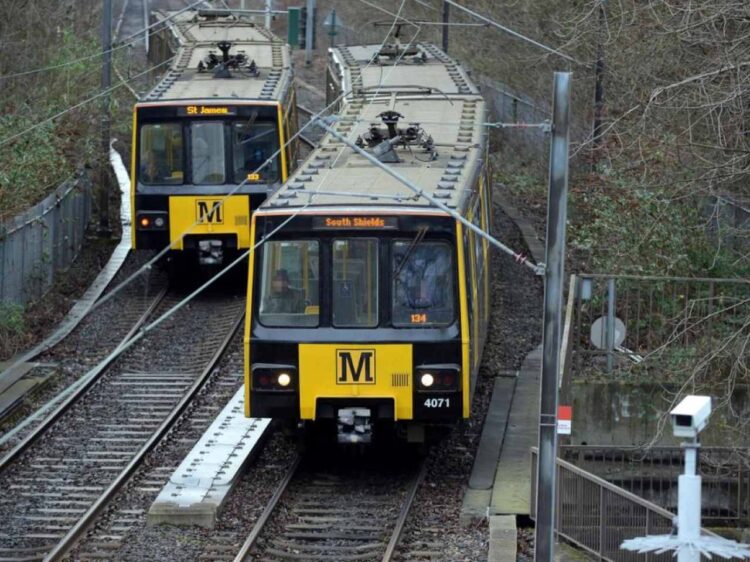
xmin=244 ymin=41 xmax=492 ymax=443
xmin=131 ymin=9 xmax=299 ymax=270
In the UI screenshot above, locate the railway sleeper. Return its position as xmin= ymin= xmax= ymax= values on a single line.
xmin=271 ymin=539 xmax=382 ymax=552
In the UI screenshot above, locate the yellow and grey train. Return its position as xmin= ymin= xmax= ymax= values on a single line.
xmin=131 ymin=9 xmax=299 ymax=268
xmin=244 ymin=43 xmax=492 ymax=443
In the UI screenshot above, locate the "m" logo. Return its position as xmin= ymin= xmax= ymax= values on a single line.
xmin=336 ymin=349 xmax=376 ymax=384
xmin=196 ymin=200 xmax=223 ymax=224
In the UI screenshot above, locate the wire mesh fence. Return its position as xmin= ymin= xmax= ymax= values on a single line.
xmin=561 ymin=446 xmax=750 ymax=527
xmin=0 ymin=171 xmax=92 ymax=306
xmin=531 ymin=448 xmax=748 ymax=561
xmin=567 ymin=274 xmax=750 ymax=381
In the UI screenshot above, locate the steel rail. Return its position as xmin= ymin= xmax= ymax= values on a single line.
xmin=46 ymin=306 xmax=246 ymax=561
xmin=0 ymin=286 xmax=168 ymax=465
xmin=232 ymin=454 xmax=302 ymax=562
xmin=381 ymin=459 xmax=428 ymax=562
xmin=296 ymin=104 xmax=321 ymax=149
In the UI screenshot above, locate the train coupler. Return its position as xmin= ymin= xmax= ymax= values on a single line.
xmin=198 ymin=240 xmax=223 ymax=265
xmin=337 ymin=407 xmax=372 ymax=444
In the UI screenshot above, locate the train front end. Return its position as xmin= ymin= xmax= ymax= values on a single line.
xmin=131 ymin=101 xmax=287 ymax=268
xmin=244 ymin=210 xmax=470 ymax=444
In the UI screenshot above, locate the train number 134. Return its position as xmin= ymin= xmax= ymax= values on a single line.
xmin=424 ymin=397 xmax=450 ymax=408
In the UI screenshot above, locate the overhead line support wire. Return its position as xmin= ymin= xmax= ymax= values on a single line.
xmin=442 ymin=0 xmax=579 ymax=65
xmin=86 ymin=1 xmax=416 ymax=316
xmin=314 ymin=117 xmax=545 ymax=275
xmin=0 ymin=0 xmax=204 ymax=82
xmin=0 ymin=56 xmax=176 ymax=148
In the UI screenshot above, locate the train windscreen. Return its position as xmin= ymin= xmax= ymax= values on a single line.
xmin=138 ymin=116 xmax=281 ymax=186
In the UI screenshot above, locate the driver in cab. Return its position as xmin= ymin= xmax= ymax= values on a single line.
xmin=263 ymin=269 xmax=305 ymax=314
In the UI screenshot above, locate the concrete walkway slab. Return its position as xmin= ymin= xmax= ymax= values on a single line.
xmin=490 ymin=345 xmax=541 ymax=515
xmin=469 ymin=377 xmax=517 ymax=490
xmin=147 ymin=385 xmax=270 ymax=528
xmin=489 ymin=515 xmax=517 ymax=561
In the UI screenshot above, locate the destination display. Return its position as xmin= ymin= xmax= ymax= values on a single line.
xmin=312 ymin=216 xmax=399 ymax=230
xmin=177 ymin=105 xmax=238 ymax=116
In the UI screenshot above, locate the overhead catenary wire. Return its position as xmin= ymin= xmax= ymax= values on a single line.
xmin=0 ymin=56 xmax=177 ymax=148
xmin=0 ymin=0 xmax=205 ymax=82
xmin=315 ymin=116 xmax=545 ymax=275
xmin=9 ymin=10 xmax=425 ymax=439
xmin=87 ymin=0 xmax=418 ymax=316
xmin=442 ymin=0 xmax=579 ymax=65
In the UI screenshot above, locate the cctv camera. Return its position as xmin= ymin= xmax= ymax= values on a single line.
xmin=670 ymin=395 xmax=711 ymax=439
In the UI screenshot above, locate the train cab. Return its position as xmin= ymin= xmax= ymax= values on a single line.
xmin=131 ymin=9 xmax=297 ymax=268
xmin=133 ymin=101 xmax=290 ymax=265
xmin=245 ymin=211 xmax=467 ymax=443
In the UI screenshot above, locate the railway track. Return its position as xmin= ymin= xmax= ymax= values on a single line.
xmin=0 ymin=280 xmax=167 ymax=449
xmin=232 ymin=451 xmax=427 ymax=562
xmin=297 ymin=103 xmax=324 ymax=149
xmin=0 ymin=290 xmax=245 ymax=562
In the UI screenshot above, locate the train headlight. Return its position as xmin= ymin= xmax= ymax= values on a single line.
xmin=139 ymin=216 xmax=151 ymax=228
xmin=416 ymin=365 xmax=460 ymax=391
xmin=252 ymin=364 xmax=297 ymax=391
xmin=154 ymin=217 xmax=165 ymax=228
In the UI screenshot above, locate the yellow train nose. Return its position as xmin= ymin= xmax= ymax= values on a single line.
xmin=298 ymin=344 xmax=414 ymax=420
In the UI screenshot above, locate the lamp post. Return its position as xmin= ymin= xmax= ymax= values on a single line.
xmin=323 ymin=9 xmax=341 ymax=49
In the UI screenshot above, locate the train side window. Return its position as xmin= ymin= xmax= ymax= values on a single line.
xmin=332 ymin=239 xmax=378 ymax=328
xmin=233 ymin=121 xmax=280 ymax=183
xmin=258 ymin=240 xmax=319 ymax=327
xmin=191 ymin=122 xmax=226 ymax=185
xmin=139 ymin=123 xmax=183 ymax=185
xmin=392 ymin=241 xmax=455 ymax=327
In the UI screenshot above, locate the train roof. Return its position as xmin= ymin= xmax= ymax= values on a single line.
xmin=257 ymin=44 xmax=485 ymax=217
xmin=329 ymin=43 xmax=480 ymax=100
xmin=142 ymin=10 xmax=292 ymax=103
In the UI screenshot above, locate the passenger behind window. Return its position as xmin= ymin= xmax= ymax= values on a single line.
xmin=263 ymin=269 xmax=305 ymax=313
xmin=141 ymin=150 xmax=170 ymax=184
xmin=397 ymin=249 xmax=451 ymax=309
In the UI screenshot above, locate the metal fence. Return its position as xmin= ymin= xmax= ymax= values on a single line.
xmin=478 ymin=75 xmax=551 ymax=157
xmin=705 ymin=195 xmax=750 ymax=269
xmin=561 ymin=446 xmax=750 ymax=526
xmin=568 ymin=274 xmax=750 ymax=379
xmin=0 ymin=172 xmax=92 ymax=306
xmin=530 ymin=449 xmax=745 ymax=561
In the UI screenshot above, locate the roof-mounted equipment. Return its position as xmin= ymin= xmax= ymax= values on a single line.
xmin=370 ymin=23 xmax=426 ymax=64
xmin=197 ymin=41 xmax=260 ymax=79
xmin=355 ymin=110 xmax=436 ymax=164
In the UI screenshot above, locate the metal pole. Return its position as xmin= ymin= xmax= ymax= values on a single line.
xmin=142 ymin=0 xmax=149 ymax=54
xmin=100 ymin=0 xmax=112 ymax=232
xmin=442 ymin=1 xmax=449 ymax=53
xmin=329 ymin=9 xmax=336 ymax=49
xmin=606 ymin=277 xmax=615 ymax=373
xmin=305 ymin=0 xmax=314 ymax=65
xmin=534 ymin=71 xmax=571 ymax=562
xmin=265 ymin=0 xmax=272 ymax=29
xmin=592 ymin=0 xmax=605 ymax=167
xmin=678 ymin=442 xmax=701 ymax=562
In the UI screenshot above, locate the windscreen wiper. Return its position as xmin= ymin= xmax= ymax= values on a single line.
xmin=393 ymin=226 xmax=428 ymax=279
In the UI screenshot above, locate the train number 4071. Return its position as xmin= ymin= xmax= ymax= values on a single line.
xmin=424 ymin=397 xmax=450 ymax=408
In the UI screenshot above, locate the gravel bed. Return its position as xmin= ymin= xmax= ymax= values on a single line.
xmin=0 ymin=251 xmax=167 ymax=442
xmin=394 ymin=195 xmax=544 ymax=562
xmin=245 ymin=444 xmax=422 ymax=561
xmin=0 ymin=289 xmax=243 ymax=554
xmin=68 ymin=326 xmax=298 ymax=562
